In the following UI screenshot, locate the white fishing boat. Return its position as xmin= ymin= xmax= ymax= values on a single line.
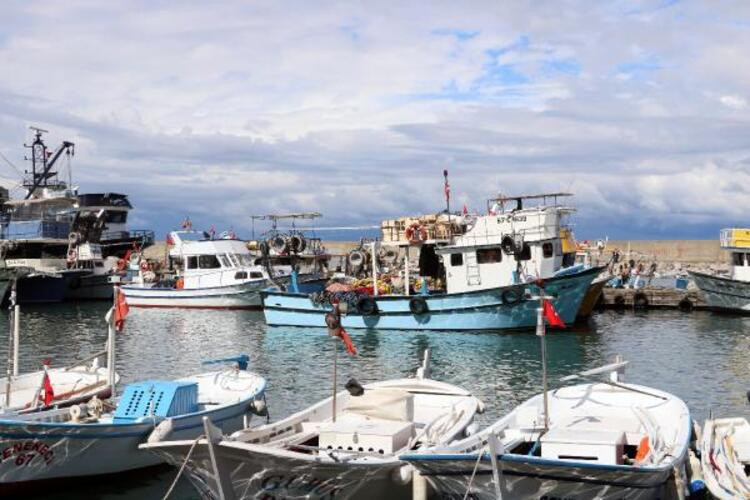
xmin=402 ymin=290 xmax=691 ymax=499
xmin=690 ymin=228 xmax=750 ymax=313
xmin=120 ymin=230 xmax=276 ymax=309
xmin=0 ymin=356 xmax=267 ymax=492
xmin=0 ymin=284 xmax=119 ymax=414
xmin=700 ymin=416 xmax=750 ymax=499
xmin=141 ymin=351 xmax=484 ymax=499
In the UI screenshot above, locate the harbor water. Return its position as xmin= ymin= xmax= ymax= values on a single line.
xmin=2 ymin=304 xmax=749 ymax=499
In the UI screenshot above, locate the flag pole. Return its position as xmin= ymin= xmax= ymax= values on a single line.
xmin=443 ymin=169 xmax=451 ymax=236
xmin=4 ymin=279 xmax=16 ymax=409
xmin=107 ymin=287 xmax=117 ymax=400
xmin=535 ymin=284 xmax=549 ymax=432
xmin=332 ymin=331 xmax=338 ymax=423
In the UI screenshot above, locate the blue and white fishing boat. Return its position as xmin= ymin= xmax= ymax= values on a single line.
xmin=263 ymin=193 xmax=602 ymax=330
xmin=120 ymin=230 xmax=277 ymax=309
xmin=0 ymin=355 xmax=267 ymax=492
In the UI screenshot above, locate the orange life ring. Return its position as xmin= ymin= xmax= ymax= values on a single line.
xmin=175 ymin=278 xmax=184 ymax=290
xmin=405 ymin=224 xmax=428 ymax=244
xmin=139 ymin=260 xmax=150 ymax=272
xmin=116 ymin=258 xmax=127 ymax=271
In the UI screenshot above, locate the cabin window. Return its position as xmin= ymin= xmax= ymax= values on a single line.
xmin=733 ymin=253 xmax=745 ymax=266
xmin=477 ymin=248 xmax=502 ymax=264
xmin=104 ymin=211 xmax=127 ymax=223
xmin=198 ymin=255 xmax=221 ymax=269
xmin=235 ymin=271 xmax=248 ymax=279
xmin=542 ymin=242 xmax=554 ymax=258
xmin=450 ymin=253 xmax=463 ymax=266
xmin=515 ymin=243 xmax=531 ymax=261
xmin=250 ymin=271 xmax=264 ymax=279
xmin=218 ymin=255 xmax=231 ymax=268
xmin=186 ymin=256 xmax=198 ymax=269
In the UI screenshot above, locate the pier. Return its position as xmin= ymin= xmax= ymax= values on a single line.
xmin=600 ymin=286 xmax=707 ymax=311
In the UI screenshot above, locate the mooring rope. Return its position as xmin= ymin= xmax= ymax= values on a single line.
xmin=162 ymin=434 xmax=204 ymax=500
xmin=462 ymin=446 xmax=486 ymax=500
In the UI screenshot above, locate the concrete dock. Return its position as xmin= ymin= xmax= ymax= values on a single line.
xmin=600 ymin=287 xmax=707 ymax=311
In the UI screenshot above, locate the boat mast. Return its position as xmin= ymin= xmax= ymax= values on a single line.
xmin=23 ymin=126 xmax=75 ymax=199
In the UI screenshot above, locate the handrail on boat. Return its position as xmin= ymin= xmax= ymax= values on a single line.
xmin=63 ymin=349 xmax=108 ymax=371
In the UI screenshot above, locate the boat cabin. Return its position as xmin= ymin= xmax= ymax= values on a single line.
xmin=721 ymin=228 xmax=750 ymax=282
xmin=166 ymin=230 xmax=269 ymax=288
xmin=436 ymin=193 xmax=573 ymax=293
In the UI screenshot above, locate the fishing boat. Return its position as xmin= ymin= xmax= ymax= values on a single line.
xmin=401 ymin=291 xmax=691 ymax=499
xmin=0 ymin=128 xmax=152 ymax=303
xmin=247 ymin=212 xmax=331 ymax=292
xmin=690 ymin=228 xmax=750 ymax=313
xmin=0 ymin=284 xmax=119 ymax=414
xmin=0 ymin=356 xmax=267 ymax=492
xmin=263 ymin=193 xmax=601 ymax=330
xmin=120 ymin=230 xmax=276 ymax=309
xmin=141 ymin=350 xmax=484 ymax=499
xmin=76 ymin=192 xmax=154 ymax=258
xmin=700 ymin=416 xmax=750 ymax=498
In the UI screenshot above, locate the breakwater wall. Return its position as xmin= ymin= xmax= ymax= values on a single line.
xmin=142 ymin=239 xmax=726 ymax=265
xmin=605 ymin=240 xmax=723 ymax=264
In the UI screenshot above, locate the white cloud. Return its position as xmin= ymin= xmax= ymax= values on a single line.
xmin=720 ymin=95 xmax=748 ymax=110
xmin=1 ymin=1 xmax=750 ymax=238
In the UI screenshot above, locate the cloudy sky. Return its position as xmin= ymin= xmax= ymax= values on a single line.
xmin=1 ymin=0 xmax=749 ymax=240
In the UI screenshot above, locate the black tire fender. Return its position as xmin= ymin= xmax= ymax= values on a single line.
xmin=357 ymin=296 xmax=378 ymax=316
xmin=501 ymin=288 xmax=523 ymax=305
xmin=409 ymin=297 xmax=429 ymax=315
xmin=613 ymin=294 xmax=626 ymax=309
xmin=678 ymin=297 xmax=693 ymax=312
xmin=633 ymin=292 xmax=649 ymax=309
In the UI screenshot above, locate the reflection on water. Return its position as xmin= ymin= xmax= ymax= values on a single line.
xmin=0 ymin=304 xmax=748 ymax=499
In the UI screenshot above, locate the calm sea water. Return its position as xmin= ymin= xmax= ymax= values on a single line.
xmin=1 ymin=304 xmax=749 ymax=499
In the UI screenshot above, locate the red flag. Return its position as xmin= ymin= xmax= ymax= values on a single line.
xmin=114 ymin=288 xmax=130 ymax=332
xmin=462 ymin=204 xmax=468 ymax=215
xmin=39 ymin=371 xmax=54 ymax=406
xmin=336 ymin=327 xmax=357 ymax=356
xmin=166 ymin=233 xmax=174 ymax=246
xmin=543 ymin=299 xmax=566 ymax=328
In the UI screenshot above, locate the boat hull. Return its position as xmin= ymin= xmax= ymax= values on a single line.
xmin=0 ymin=395 xmax=257 ymax=490
xmin=121 ymin=280 xmax=269 ymax=309
xmin=15 ymin=275 xmax=68 ymax=304
xmin=576 ymin=274 xmax=608 ymax=319
xmin=64 ymin=273 xmax=113 ymax=301
xmin=262 ymin=267 xmax=602 ymax=330
xmin=689 ymin=271 xmax=750 ymax=312
xmin=406 ymin=454 xmax=673 ymax=499
xmin=148 ymin=441 xmax=410 ymax=500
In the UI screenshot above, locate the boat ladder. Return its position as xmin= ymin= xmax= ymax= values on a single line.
xmin=465 ymin=251 xmax=482 ymax=286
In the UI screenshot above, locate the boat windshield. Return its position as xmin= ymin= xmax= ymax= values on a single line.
xmin=232 ymin=253 xmax=254 ymax=266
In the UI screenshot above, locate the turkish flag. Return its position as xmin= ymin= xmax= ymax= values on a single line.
xmin=543 ymin=299 xmax=566 ymax=328
xmin=114 ymin=288 xmax=130 ymax=332
xmin=39 ymin=371 xmax=54 ymax=406
xmin=337 ymin=327 xmax=357 ymax=356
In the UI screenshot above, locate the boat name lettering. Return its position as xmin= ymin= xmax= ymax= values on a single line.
xmin=496 ymin=215 xmax=527 ymax=223
xmin=260 ymin=474 xmax=340 ymax=498
xmin=1 ymin=441 xmax=54 ymax=466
